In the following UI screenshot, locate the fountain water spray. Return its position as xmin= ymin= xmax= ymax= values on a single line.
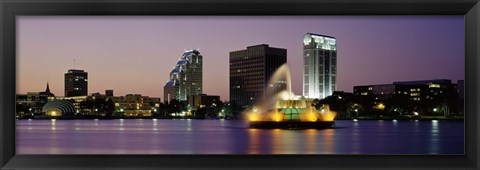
xmin=245 ymin=64 xmax=337 ymax=129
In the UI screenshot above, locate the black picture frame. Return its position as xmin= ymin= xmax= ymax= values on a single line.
xmin=1 ymin=0 xmax=479 ymax=169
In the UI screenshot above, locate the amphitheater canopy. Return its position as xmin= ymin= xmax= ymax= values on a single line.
xmin=42 ymin=100 xmax=75 ymax=116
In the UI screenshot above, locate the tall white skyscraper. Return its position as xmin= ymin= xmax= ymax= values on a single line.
xmin=164 ymin=49 xmax=203 ymax=102
xmin=303 ymin=33 xmax=337 ymax=99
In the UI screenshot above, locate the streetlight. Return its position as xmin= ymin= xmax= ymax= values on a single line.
xmin=433 ymin=108 xmax=437 ymax=112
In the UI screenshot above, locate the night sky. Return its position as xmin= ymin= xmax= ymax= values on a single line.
xmin=17 ymin=16 xmax=464 ymax=100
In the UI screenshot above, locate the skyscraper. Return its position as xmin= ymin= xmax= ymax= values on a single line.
xmin=229 ymin=44 xmax=287 ymax=106
xmin=303 ymin=33 xmax=337 ymax=99
xmin=64 ymin=69 xmax=88 ymax=97
xmin=164 ymin=49 xmax=203 ymax=102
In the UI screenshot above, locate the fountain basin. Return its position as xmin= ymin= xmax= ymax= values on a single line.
xmin=249 ymin=121 xmax=335 ymax=129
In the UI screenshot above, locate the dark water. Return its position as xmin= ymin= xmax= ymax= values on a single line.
xmin=16 ymin=119 xmax=464 ymax=154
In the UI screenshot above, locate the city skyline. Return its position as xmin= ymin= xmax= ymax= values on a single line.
xmin=17 ymin=16 xmax=464 ymax=100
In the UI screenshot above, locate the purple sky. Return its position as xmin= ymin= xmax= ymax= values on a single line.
xmin=17 ymin=16 xmax=464 ymax=100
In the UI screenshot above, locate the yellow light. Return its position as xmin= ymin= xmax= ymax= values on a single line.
xmin=248 ymin=113 xmax=258 ymax=122
xmin=307 ymin=113 xmax=317 ymax=122
xmin=374 ymin=103 xmax=385 ymax=110
xmin=273 ymin=113 xmax=283 ymax=122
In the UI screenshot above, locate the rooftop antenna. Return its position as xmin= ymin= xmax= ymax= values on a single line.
xmin=73 ymin=58 xmax=76 ymax=69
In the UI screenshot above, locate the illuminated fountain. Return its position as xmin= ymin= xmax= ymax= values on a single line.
xmin=246 ymin=64 xmax=337 ymax=129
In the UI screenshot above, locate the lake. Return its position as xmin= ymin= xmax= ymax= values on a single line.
xmin=16 ymin=119 xmax=464 ymax=154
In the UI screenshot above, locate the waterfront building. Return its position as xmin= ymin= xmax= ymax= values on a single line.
xmin=229 ymin=44 xmax=287 ymax=106
xmin=303 ymin=33 xmax=337 ymax=99
xmin=15 ymin=82 xmax=55 ymax=116
xmin=65 ymin=69 xmax=88 ymax=97
xmin=164 ymin=49 xmax=203 ymax=102
xmin=42 ymin=100 xmax=75 ymax=117
xmin=353 ymin=79 xmax=460 ymax=115
xmin=187 ymin=94 xmax=221 ymax=109
xmin=393 ymin=79 xmax=458 ymax=102
xmin=353 ymin=84 xmax=396 ymax=100
xmin=112 ymin=94 xmax=161 ymax=117
xmin=354 ymin=79 xmax=458 ymax=101
xmin=49 ymin=90 xmax=115 ymax=116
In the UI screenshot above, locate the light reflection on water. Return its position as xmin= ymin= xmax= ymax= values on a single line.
xmin=16 ymin=119 xmax=464 ymax=154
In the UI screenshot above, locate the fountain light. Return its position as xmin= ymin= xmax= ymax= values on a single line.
xmin=247 ymin=64 xmax=337 ymax=129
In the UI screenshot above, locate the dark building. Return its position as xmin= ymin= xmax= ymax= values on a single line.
xmin=457 ymin=80 xmax=464 ymax=100
xmin=16 ymin=82 xmax=55 ymax=116
xmin=229 ymin=44 xmax=287 ymax=106
xmin=105 ymin=89 xmax=114 ymax=97
xmin=392 ymin=79 xmax=457 ymax=102
xmin=353 ymin=84 xmax=395 ymax=100
xmin=354 ymin=79 xmax=458 ymax=101
xmin=187 ymin=94 xmax=221 ymax=109
xmin=353 ymin=79 xmax=461 ymax=115
xmin=65 ymin=69 xmax=88 ymax=97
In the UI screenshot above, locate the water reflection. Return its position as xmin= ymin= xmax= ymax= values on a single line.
xmin=248 ymin=129 xmax=260 ymax=154
xmin=305 ymin=129 xmax=317 ymax=154
xmin=51 ymin=119 xmax=56 ymax=131
xmin=16 ymin=119 xmax=464 ymax=154
xmin=271 ymin=129 xmax=282 ymax=154
xmin=322 ymin=129 xmax=334 ymax=154
xmin=429 ymin=120 xmax=440 ymax=154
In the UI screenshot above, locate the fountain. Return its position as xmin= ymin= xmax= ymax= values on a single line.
xmin=246 ymin=64 xmax=337 ymax=129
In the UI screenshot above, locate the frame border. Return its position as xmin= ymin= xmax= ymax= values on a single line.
xmin=1 ymin=0 xmax=479 ymax=169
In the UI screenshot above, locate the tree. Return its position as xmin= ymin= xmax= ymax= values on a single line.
xmin=224 ymin=100 xmax=242 ymax=119
xmin=104 ymin=98 xmax=115 ymax=117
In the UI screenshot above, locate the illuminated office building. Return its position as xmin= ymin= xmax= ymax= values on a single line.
xmin=303 ymin=33 xmax=337 ymax=99
xmin=164 ymin=49 xmax=203 ymax=102
xmin=65 ymin=69 xmax=88 ymax=97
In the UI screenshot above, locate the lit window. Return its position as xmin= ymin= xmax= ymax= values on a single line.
xmin=429 ymin=84 xmax=440 ymax=88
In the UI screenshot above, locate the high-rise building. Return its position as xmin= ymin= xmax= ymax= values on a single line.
xmin=303 ymin=33 xmax=337 ymax=99
xmin=105 ymin=89 xmax=114 ymax=97
xmin=164 ymin=49 xmax=203 ymax=102
xmin=229 ymin=44 xmax=287 ymax=106
xmin=64 ymin=69 xmax=88 ymax=97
